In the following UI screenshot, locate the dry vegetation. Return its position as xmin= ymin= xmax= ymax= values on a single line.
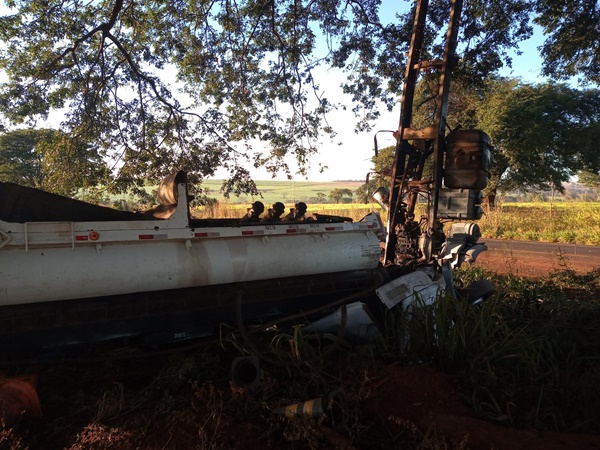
xmin=1 ymin=265 xmax=599 ymax=450
xmin=115 ymin=179 xmax=599 ymax=244
xmin=477 ymin=202 xmax=600 ymax=245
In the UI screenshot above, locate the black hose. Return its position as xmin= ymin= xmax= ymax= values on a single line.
xmin=235 ymin=290 xmax=351 ymax=367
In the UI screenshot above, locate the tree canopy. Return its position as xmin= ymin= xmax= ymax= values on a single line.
xmin=478 ymin=80 xmax=600 ymax=200
xmin=578 ymin=170 xmax=600 ymax=189
xmin=392 ymin=76 xmax=600 ymax=204
xmin=534 ymin=0 xmax=600 ymax=84
xmin=328 ymin=187 xmax=353 ymax=203
xmin=0 ymin=128 xmax=110 ymax=196
xmin=0 ymin=128 xmax=45 ymax=187
xmin=0 ymin=0 xmax=598 ymax=196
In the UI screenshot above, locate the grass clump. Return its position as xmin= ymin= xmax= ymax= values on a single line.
xmin=411 ymin=266 xmax=600 ymax=433
xmin=341 ymin=264 xmax=600 ymax=436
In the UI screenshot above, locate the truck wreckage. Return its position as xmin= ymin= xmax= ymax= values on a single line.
xmin=0 ymin=0 xmax=493 ymax=363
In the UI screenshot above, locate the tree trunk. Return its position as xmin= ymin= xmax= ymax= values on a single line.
xmin=483 ymin=192 xmax=496 ymax=209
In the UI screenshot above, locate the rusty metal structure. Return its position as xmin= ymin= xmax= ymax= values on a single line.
xmin=381 ymin=0 xmax=490 ymax=270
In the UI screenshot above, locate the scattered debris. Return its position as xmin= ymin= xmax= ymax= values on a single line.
xmin=272 ymin=387 xmax=346 ymax=428
xmin=0 ymin=375 xmax=42 ymax=427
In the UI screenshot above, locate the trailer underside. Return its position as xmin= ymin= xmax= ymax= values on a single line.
xmin=0 ymin=269 xmax=379 ymax=362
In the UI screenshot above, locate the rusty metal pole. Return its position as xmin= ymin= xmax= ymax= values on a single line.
xmin=385 ymin=0 xmax=465 ymax=267
xmin=430 ymin=0 xmax=464 ymax=234
xmin=384 ymin=0 xmax=429 ymax=265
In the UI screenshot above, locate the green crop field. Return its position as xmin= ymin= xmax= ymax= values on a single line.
xmin=197 ymin=179 xmax=366 ymax=205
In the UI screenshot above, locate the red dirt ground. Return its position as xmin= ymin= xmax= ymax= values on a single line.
xmin=2 ymin=351 xmax=599 ymax=449
xmin=2 ymin=251 xmax=599 ymax=449
xmin=476 ymin=245 xmax=598 ymax=278
xmin=362 ymin=364 xmax=600 ymax=450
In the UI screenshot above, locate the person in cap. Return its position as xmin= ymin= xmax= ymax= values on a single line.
xmin=262 ymin=202 xmax=286 ymax=222
xmin=240 ymin=201 xmax=265 ymax=222
xmin=283 ymin=202 xmax=308 ymax=221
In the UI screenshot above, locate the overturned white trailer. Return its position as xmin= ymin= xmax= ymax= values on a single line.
xmin=0 ymin=172 xmax=385 ymax=360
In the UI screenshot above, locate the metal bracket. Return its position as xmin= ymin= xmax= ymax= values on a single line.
xmin=0 ymin=228 xmax=11 ymax=249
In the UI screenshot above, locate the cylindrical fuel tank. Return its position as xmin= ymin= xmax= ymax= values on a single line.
xmin=372 ymin=187 xmax=390 ymax=211
xmin=448 ymin=222 xmax=481 ymax=244
xmin=0 ymin=231 xmax=381 ymax=306
xmin=444 ymin=129 xmax=491 ymax=190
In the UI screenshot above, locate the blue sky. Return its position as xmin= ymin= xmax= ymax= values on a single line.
xmin=498 ymin=24 xmax=547 ymax=83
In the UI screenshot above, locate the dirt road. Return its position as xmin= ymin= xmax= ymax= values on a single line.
xmin=476 ymin=239 xmax=600 ymax=277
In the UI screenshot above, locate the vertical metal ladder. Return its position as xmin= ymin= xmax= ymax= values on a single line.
xmin=384 ymin=0 xmax=464 ymax=267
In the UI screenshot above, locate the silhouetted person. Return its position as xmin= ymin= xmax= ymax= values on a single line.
xmin=240 ymin=201 xmax=265 ymax=222
xmin=262 ymin=202 xmax=286 ymax=222
xmin=284 ymin=202 xmax=308 ymax=221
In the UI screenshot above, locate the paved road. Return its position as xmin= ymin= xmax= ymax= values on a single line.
xmin=475 ymin=239 xmax=600 ymax=277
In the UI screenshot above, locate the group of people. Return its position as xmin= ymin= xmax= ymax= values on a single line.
xmin=240 ymin=201 xmax=309 ymax=222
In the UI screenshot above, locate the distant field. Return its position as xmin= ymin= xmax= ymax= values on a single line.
xmin=198 ymin=179 xmax=366 ymax=205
